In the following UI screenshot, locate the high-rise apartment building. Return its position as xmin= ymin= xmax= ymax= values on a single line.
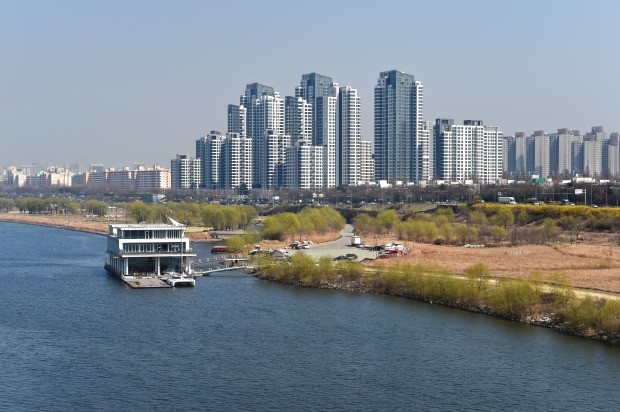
xmin=227 ymin=104 xmax=247 ymax=139
xmin=551 ymin=128 xmax=574 ymax=177
xmin=583 ymin=137 xmax=603 ymax=177
xmin=315 ymin=88 xmax=338 ymax=188
xmin=284 ymin=141 xmax=323 ymax=189
xmin=374 ymin=70 xmax=424 ymax=183
xmin=359 ymin=140 xmax=375 ymax=185
xmin=171 ymin=154 xmax=201 ymax=189
xmin=284 ymin=96 xmax=312 ymax=144
xmin=241 ymin=83 xmax=276 ymax=139
xmin=532 ymin=131 xmax=550 ymax=178
xmin=296 ymin=73 xmax=339 ymax=188
xmin=296 ymin=73 xmax=334 ymax=140
xmin=608 ymin=133 xmax=620 ymax=178
xmin=434 ymin=119 xmax=502 ymax=184
xmin=254 ymin=129 xmax=289 ymax=190
xmin=238 ymin=84 xmax=284 ymax=188
xmin=338 ymin=86 xmax=361 ymax=186
xmin=222 ymin=132 xmax=253 ymax=190
xmin=196 ymin=131 xmax=226 ymax=189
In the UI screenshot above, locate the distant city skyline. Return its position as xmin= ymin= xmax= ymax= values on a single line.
xmin=2 ymin=1 xmax=619 ymax=168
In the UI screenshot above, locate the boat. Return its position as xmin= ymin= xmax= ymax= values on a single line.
xmin=164 ymin=271 xmax=196 ymax=287
xmin=210 ymin=245 xmax=228 ymax=254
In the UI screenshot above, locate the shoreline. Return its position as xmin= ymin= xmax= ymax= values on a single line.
xmin=0 ymin=213 xmax=214 ymax=242
xmin=0 ymin=213 xmax=108 ymax=235
xmin=256 ymin=274 xmax=620 ymax=346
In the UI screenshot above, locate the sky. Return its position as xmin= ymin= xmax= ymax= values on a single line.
xmin=1 ymin=0 xmax=619 ymax=169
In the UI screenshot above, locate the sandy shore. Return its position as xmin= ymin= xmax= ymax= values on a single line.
xmin=0 ymin=213 xmax=214 ymax=241
xmin=0 ymin=213 xmax=109 ymax=235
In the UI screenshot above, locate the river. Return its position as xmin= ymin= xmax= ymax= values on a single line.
xmin=0 ymin=222 xmax=619 ymax=411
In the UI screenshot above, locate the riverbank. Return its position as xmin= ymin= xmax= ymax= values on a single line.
xmin=0 ymin=213 xmax=108 ymax=235
xmin=255 ymin=262 xmax=620 ymax=346
xmin=0 ymin=213 xmax=215 ymax=241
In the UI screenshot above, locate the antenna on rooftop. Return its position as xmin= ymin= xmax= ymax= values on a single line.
xmin=166 ymin=216 xmax=184 ymax=227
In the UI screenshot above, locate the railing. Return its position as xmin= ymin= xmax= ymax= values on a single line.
xmin=119 ymin=249 xmax=196 ymax=255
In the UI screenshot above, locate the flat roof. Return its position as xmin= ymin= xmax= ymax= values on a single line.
xmin=109 ymin=223 xmax=185 ymax=229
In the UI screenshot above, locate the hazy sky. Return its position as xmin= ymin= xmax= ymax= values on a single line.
xmin=2 ymin=0 xmax=619 ymax=169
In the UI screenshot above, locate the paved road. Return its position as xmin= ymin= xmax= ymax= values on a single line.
xmin=290 ymin=224 xmax=377 ymax=261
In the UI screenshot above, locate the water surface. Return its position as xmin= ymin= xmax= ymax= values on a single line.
xmin=1 ymin=222 xmax=619 ymax=411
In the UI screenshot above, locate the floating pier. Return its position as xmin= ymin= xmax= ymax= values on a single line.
xmin=104 ymin=220 xmax=197 ymax=289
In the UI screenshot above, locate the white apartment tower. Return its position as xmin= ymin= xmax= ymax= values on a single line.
xmin=374 ymin=70 xmax=425 ymax=183
xmin=284 ymin=96 xmax=312 ymax=145
xmin=227 ymin=104 xmax=247 ymax=139
xmin=583 ymin=138 xmax=603 ymax=177
xmin=338 ymin=86 xmax=361 ymax=186
xmin=412 ymin=81 xmax=428 ymax=182
xmin=171 ymin=154 xmax=201 ymax=189
xmin=196 ymin=131 xmax=226 ymax=189
xmin=317 ymin=85 xmax=339 ymax=188
xmin=434 ymin=119 xmax=502 ymax=184
xmin=247 ymin=91 xmax=284 ymax=188
xmin=296 ymin=73 xmax=339 ymax=188
xmin=533 ymin=131 xmax=550 ymax=178
xmin=359 ymin=140 xmax=375 ymax=184
xmin=284 ymin=141 xmax=324 ymax=189
xmin=554 ymin=128 xmax=574 ymax=176
xmin=478 ymin=123 xmax=503 ymax=183
xmin=255 ymin=129 xmax=290 ymax=190
xmin=222 ymin=132 xmax=253 ymax=190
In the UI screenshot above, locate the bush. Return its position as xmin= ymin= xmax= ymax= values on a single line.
xmin=600 ymin=300 xmax=620 ymax=333
xmin=487 ymin=279 xmax=540 ymax=317
xmin=560 ymin=295 xmax=600 ymax=331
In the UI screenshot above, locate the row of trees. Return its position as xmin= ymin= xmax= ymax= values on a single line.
xmin=352 ymin=203 xmax=619 ymax=246
xmin=261 ymin=207 xmax=346 ymax=241
xmin=0 ymin=197 xmax=110 ymax=216
xmin=353 ymin=208 xmax=485 ymax=245
xmin=126 ymin=201 xmax=257 ymax=230
xmin=471 ymin=203 xmax=620 ymax=232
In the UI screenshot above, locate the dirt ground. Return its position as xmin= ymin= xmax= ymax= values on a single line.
xmin=3 ymin=213 xmax=619 ymax=293
xmin=0 ymin=213 xmax=217 ymax=240
xmin=373 ymin=239 xmax=620 ymax=293
xmin=0 ymin=213 xmax=110 ymax=234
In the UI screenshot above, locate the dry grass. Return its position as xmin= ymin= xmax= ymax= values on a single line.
xmin=372 ymin=241 xmax=620 ymax=293
xmin=0 ymin=213 xmax=110 ymax=234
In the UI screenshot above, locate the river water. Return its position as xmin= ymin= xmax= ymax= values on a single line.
xmin=1 ymin=222 xmax=619 ymax=411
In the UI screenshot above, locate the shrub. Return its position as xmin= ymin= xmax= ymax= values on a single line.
xmin=487 ymin=279 xmax=540 ymax=317
xmin=600 ymin=300 xmax=620 ymax=333
xmin=560 ymin=295 xmax=600 ymax=331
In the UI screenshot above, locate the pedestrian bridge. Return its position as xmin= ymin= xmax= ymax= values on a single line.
xmin=192 ymin=255 xmax=255 ymax=276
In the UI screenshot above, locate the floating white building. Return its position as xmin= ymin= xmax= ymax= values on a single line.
xmin=105 ymin=221 xmax=196 ymax=281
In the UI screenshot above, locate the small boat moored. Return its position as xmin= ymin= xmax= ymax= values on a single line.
xmin=164 ymin=271 xmax=196 ymax=287
xmin=210 ymin=245 xmax=228 ymax=254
